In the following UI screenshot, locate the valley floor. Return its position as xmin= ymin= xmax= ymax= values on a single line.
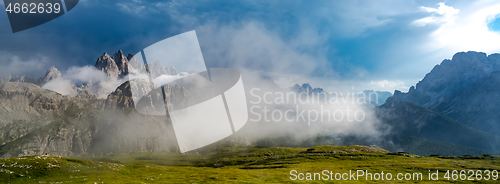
xmin=0 ymin=145 xmax=498 ymax=183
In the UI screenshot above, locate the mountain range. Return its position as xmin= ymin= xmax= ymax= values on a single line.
xmin=391 ymin=51 xmax=500 ymax=136
xmin=0 ymin=50 xmax=498 ymax=157
xmin=0 ymin=50 xmax=187 ymax=158
xmin=381 ymin=51 xmax=500 ymax=154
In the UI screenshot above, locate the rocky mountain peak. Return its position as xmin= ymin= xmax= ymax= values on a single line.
xmin=395 ymin=51 xmax=500 ymax=105
xmin=127 ymin=53 xmax=134 ymax=61
xmin=95 ymin=51 xmax=129 ymax=80
xmin=415 ymin=51 xmax=498 ymax=92
xmin=42 ymin=66 xmax=62 ymax=83
xmin=168 ymin=65 xmax=178 ymax=75
xmin=100 ymin=52 xmax=112 ymax=60
xmin=95 ymin=52 xmax=119 ymax=79
xmin=390 ymin=51 xmax=500 ymax=136
xmin=112 ymin=50 xmax=129 ymax=75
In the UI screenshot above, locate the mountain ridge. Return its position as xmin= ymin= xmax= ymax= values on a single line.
xmin=391 ymin=51 xmax=500 ymax=136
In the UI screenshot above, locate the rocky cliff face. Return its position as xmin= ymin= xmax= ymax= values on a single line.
xmin=112 ymin=50 xmax=129 ymax=76
xmin=0 ymin=50 xmax=188 ymax=158
xmin=104 ymin=81 xmax=136 ymax=110
xmin=94 ymin=50 xmax=178 ymax=80
xmin=94 ymin=50 xmax=141 ymax=80
xmin=95 ymin=53 xmax=122 ymax=80
xmin=0 ymin=81 xmax=183 ymax=158
xmin=391 ymin=51 xmax=500 ymax=136
xmin=0 ymin=82 xmax=103 ymax=157
xmin=104 ymin=78 xmax=190 ymax=112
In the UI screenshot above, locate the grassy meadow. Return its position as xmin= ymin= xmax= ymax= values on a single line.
xmin=0 ymin=145 xmax=498 ymax=183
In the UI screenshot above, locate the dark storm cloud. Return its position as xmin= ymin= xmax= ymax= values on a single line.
xmin=1 ymin=0 xmax=494 ymax=94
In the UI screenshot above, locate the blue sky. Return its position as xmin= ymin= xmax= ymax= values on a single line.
xmin=1 ymin=0 xmax=500 ymax=93
xmin=488 ymin=15 xmax=500 ymax=31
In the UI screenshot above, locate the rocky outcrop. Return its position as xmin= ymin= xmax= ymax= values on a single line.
xmin=75 ymin=88 xmax=97 ymax=100
xmin=0 ymin=50 xmax=189 ymax=158
xmin=0 ymin=82 xmax=71 ymax=112
xmin=112 ymin=50 xmax=129 ymax=76
xmin=104 ymin=78 xmax=190 ymax=112
xmin=42 ymin=66 xmax=62 ymax=83
xmin=9 ymin=75 xmax=38 ymax=84
xmin=104 ymin=81 xmax=136 ymax=110
xmin=95 ymin=53 xmax=122 ymax=80
xmin=0 ymin=82 xmax=104 ymax=157
xmin=94 ymin=50 xmax=154 ymax=80
xmin=393 ymin=51 xmax=500 ymax=107
xmin=0 ymin=81 xmax=182 ymax=158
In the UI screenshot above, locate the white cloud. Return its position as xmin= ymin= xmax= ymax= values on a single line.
xmin=42 ymin=65 xmax=127 ymax=98
xmin=413 ymin=3 xmax=460 ymax=27
xmin=370 ymin=80 xmax=404 ymax=88
xmin=117 ymin=3 xmax=146 ymax=15
xmin=65 ymin=65 xmax=108 ymax=82
xmin=42 ymin=78 xmax=77 ymax=96
xmin=152 ymin=72 xmax=190 ymax=87
xmin=0 ymin=51 xmax=48 ymax=77
xmin=415 ymin=1 xmax=500 ymax=54
xmin=197 ymin=21 xmax=331 ymax=77
xmin=370 ymin=80 xmax=407 ymax=92
xmin=41 ymin=66 xmax=194 ymax=99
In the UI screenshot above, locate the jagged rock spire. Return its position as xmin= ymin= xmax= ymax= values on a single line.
xmin=112 ymin=50 xmax=129 ymax=75
xmin=42 ymin=66 xmax=62 ymax=83
xmin=95 ymin=52 xmax=123 ymax=80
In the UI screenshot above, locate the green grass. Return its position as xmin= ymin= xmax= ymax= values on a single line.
xmin=0 ymin=145 xmax=499 ymax=183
